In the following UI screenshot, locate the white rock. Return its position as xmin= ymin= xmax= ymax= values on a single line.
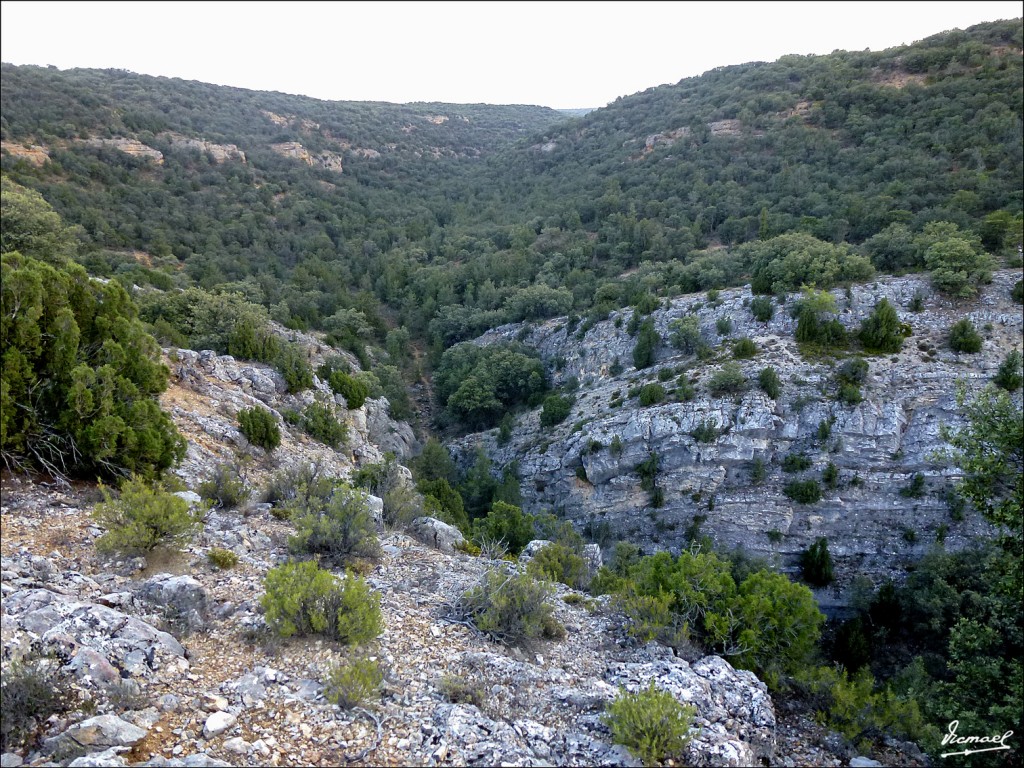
xmin=202 ymin=711 xmax=237 ymax=738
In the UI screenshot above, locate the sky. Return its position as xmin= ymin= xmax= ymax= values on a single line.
xmin=1 ymin=1 xmax=1021 ymax=109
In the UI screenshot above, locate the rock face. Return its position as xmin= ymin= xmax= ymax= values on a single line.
xmin=452 ymin=270 xmax=1023 ymax=593
xmin=163 ymin=133 xmax=246 ymax=164
xmin=0 ymin=141 xmax=50 ymax=165
xmin=270 ymin=142 xmax=343 ymax=173
xmin=83 ymin=137 xmax=164 ymax=163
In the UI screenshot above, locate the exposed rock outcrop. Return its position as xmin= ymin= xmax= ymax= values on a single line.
xmin=452 ymin=270 xmax=1023 ymax=594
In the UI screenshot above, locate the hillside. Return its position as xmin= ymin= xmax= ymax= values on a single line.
xmin=1 ymin=16 xmax=1023 ymax=768
xmin=1 ymin=19 xmax=1021 ymax=357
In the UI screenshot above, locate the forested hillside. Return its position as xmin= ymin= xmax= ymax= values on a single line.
xmin=2 ymin=19 xmax=1021 ymax=384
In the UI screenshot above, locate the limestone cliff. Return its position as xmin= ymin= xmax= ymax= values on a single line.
xmin=450 ymin=270 xmax=1023 ymax=597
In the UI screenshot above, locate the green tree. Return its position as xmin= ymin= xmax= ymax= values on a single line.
xmin=948 ymin=319 xmax=982 ymax=353
xmin=993 ymin=350 xmax=1022 ymax=391
xmin=1 ymin=251 xmax=185 ymax=479
xmin=539 ymin=393 xmax=574 ymax=427
xmin=921 ymin=228 xmax=991 ymax=296
xmin=668 ymin=316 xmax=705 ymax=355
xmin=632 ymin=320 xmax=660 ymax=369
xmin=472 ymin=500 xmax=535 ymax=555
xmin=238 ymin=406 xmax=281 ymax=451
xmin=858 ymin=298 xmax=906 ymax=353
xmin=800 ymin=537 xmax=834 ymax=586
xmin=746 ymin=233 xmax=873 ymax=294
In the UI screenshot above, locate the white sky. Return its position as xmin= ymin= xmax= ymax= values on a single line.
xmin=1 ymin=1 xmax=1021 ymax=108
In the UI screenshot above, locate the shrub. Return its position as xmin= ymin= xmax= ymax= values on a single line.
xmin=459 ymin=568 xmax=562 ymax=646
xmin=993 ymin=350 xmax=1023 ymax=391
xmin=602 ymin=682 xmax=696 ymax=766
xmin=750 ymin=457 xmax=766 ymax=484
xmin=668 ymin=316 xmax=705 ymax=355
xmin=198 ymin=463 xmax=250 ymax=510
xmin=750 ymin=296 xmax=774 ymax=322
xmin=323 ymin=657 xmax=383 ymax=709
xmin=328 ymin=370 xmax=370 ymax=409
xmin=859 ymin=298 xmax=907 ymax=354
xmin=823 ymin=462 xmax=839 ymax=489
xmin=275 ymin=344 xmax=315 ymax=393
xmin=637 ymin=383 xmax=667 ymax=406
xmin=632 ymin=320 xmax=660 ymax=369
xmin=539 ymin=393 xmax=574 ymax=427
xmin=657 ymin=367 xmax=675 ymax=382
xmin=837 ymin=383 xmax=863 ymax=406
xmin=526 ymin=542 xmax=588 ymax=589
xmin=732 ymin=337 xmax=758 ymax=359
xmin=261 ymin=560 xmax=382 ymax=643
xmin=800 ymin=537 xmax=834 ymax=586
xmin=1 ymin=248 xmax=185 ymax=480
xmin=708 ymin=362 xmax=747 ymax=396
xmin=784 ymin=479 xmax=822 ymax=504
xmin=0 ymin=655 xmax=79 ymax=752
xmin=288 ymin=484 xmax=381 ymax=565
xmin=716 ymin=316 xmax=733 ymax=335
xmin=1013 ymin=279 xmax=1024 ymax=304
xmin=837 ymin=357 xmax=869 ymax=385
xmin=439 ymin=675 xmax=486 ymax=708
xmin=899 ymin=473 xmax=926 ymax=499
xmin=948 ymin=319 xmax=982 ymax=353
xmin=207 ymin=547 xmax=239 ymax=569
xmin=93 ymin=475 xmax=204 ymax=555
xmin=238 ymin=406 xmax=281 ymax=451
xmin=782 ymin=452 xmax=812 ymax=473
xmin=758 ymin=367 xmax=782 ymax=399
xmin=301 ymin=401 xmax=348 ymax=448
xmin=691 ymin=420 xmax=718 ymax=443
xmin=472 ymin=501 xmax=535 ymax=556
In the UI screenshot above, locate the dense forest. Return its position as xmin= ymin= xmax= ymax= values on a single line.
xmin=2 ymin=19 xmax=1021 ymax=377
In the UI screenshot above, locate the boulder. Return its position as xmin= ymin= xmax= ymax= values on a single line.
xmin=409 ymin=517 xmax=466 ymax=554
xmin=43 ymin=715 xmax=147 ymax=758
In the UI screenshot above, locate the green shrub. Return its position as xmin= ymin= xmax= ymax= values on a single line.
xmin=750 ymin=457 xmax=767 ymax=484
xmin=93 ymin=475 xmax=204 ymax=555
xmin=238 ymin=406 xmax=281 ymax=451
xmin=301 ymin=401 xmax=348 ymax=448
xmin=207 ymin=547 xmax=239 ymax=569
xmin=750 ymin=296 xmax=774 ymax=322
xmin=472 ymin=501 xmax=536 ymax=556
xmin=948 ymin=319 xmax=982 ymax=353
xmin=784 ymin=479 xmax=822 ymax=504
xmin=675 ymin=378 xmax=696 ymax=402
xmin=275 ymin=344 xmax=314 ymax=393
xmin=0 ymin=655 xmax=79 ymax=752
xmin=459 ymin=568 xmax=562 ymax=646
xmin=993 ymin=350 xmax=1023 ymax=391
xmin=602 ymin=682 xmax=696 ymax=766
xmin=782 ymin=452 xmax=812 ymax=473
xmin=439 ymin=675 xmax=486 ymax=707
xmin=800 ymin=537 xmax=834 ymax=586
xmin=198 ymin=463 xmax=250 ymax=510
xmin=732 ymin=337 xmax=758 ymax=359
xmin=614 ymin=589 xmax=676 ymax=643
xmin=288 ymin=484 xmax=381 ymax=565
xmin=758 ymin=367 xmax=782 ymax=399
xmin=899 ymin=473 xmax=926 ymax=499
xmin=539 ymin=393 xmax=574 ymax=427
xmin=708 ymin=362 xmax=747 ymax=396
xmin=817 ymin=419 xmax=832 ymax=442
xmin=837 ymin=357 xmax=869 ymax=385
xmin=1 ymin=247 xmax=185 ymax=480
xmin=328 ymin=370 xmax=370 ymax=409
xmin=261 ymin=560 xmax=382 ymax=643
xmin=859 ymin=298 xmax=907 ymax=354
xmin=823 ymin=462 xmax=839 ymax=489
xmin=637 ymin=383 xmax=667 ymax=406
xmin=323 ymin=656 xmax=383 ymax=709
xmin=716 ymin=316 xmax=733 ymax=335
xmin=668 ymin=316 xmax=705 ymax=355
xmin=1012 ymin=279 xmax=1024 ymax=304
xmin=657 ymin=367 xmax=675 ymax=382
xmin=526 ymin=542 xmax=588 ymax=589
xmin=632 ymin=320 xmax=660 ymax=369
xmin=838 ymin=382 xmax=863 ymax=406
xmin=691 ymin=420 xmax=718 ymax=443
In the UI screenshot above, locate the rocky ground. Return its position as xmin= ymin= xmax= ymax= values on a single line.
xmin=0 ymin=326 xmax=933 ymax=767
